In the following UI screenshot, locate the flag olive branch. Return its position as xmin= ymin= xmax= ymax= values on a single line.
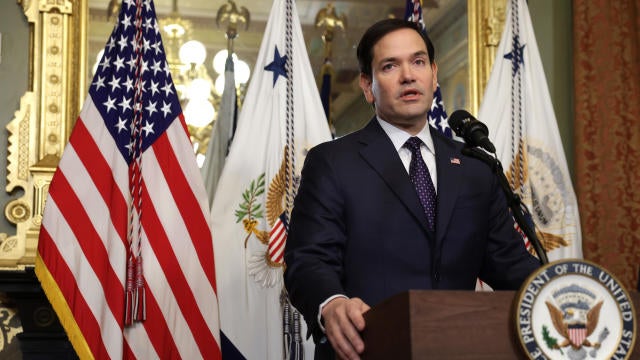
xmin=542 ymin=325 xmax=563 ymax=355
xmin=236 ymin=173 xmax=267 ymax=247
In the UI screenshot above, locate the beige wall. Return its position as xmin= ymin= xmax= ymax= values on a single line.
xmin=529 ymin=0 xmax=575 ymax=179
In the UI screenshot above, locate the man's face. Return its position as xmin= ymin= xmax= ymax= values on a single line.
xmin=360 ymin=28 xmax=438 ymax=134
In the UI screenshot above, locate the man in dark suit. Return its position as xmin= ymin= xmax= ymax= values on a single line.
xmin=284 ymin=18 xmax=540 ymax=360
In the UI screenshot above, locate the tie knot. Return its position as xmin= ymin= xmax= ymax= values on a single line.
xmin=404 ymin=137 xmax=423 ymax=153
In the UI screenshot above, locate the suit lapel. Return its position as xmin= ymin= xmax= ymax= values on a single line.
xmin=357 ymin=119 xmax=432 ymax=234
xmin=431 ymin=127 xmax=463 ymax=246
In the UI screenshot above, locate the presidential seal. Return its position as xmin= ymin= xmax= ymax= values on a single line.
xmin=515 ymin=259 xmax=636 ymax=360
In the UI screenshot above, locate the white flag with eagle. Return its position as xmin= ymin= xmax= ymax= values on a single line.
xmin=478 ymin=0 xmax=582 ymax=260
xmin=209 ymin=0 xmax=332 ymax=358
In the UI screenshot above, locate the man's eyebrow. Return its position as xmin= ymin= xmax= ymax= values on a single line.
xmin=379 ymin=50 xmax=428 ymax=63
xmin=378 ymin=56 xmax=398 ymax=63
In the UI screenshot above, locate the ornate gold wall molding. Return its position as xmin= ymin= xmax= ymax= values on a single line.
xmin=468 ymin=0 xmax=507 ymax=114
xmin=2 ymin=0 xmax=87 ymax=268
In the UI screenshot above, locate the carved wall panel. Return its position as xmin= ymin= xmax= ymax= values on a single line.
xmin=468 ymin=0 xmax=507 ymax=114
xmin=2 ymin=0 xmax=87 ymax=268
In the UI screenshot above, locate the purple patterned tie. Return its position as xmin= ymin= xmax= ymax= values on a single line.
xmin=404 ymin=137 xmax=436 ymax=230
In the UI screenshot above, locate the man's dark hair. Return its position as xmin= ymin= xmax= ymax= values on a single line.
xmin=356 ymin=18 xmax=435 ymax=78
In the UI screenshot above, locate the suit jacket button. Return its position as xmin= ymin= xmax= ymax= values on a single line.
xmin=433 ymin=272 xmax=441 ymax=282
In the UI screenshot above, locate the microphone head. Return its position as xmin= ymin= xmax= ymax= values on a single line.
xmin=447 ymin=109 xmax=495 ymax=152
xmin=448 ymin=109 xmax=483 ymax=138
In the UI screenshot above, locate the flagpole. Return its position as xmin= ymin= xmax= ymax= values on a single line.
xmin=315 ymin=3 xmax=345 ymax=138
xmin=201 ymin=0 xmax=249 ymax=204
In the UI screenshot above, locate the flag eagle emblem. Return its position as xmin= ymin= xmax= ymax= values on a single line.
xmin=544 ymin=285 xmax=604 ymax=350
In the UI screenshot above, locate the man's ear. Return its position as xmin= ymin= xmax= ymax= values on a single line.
xmin=431 ymin=62 xmax=438 ymax=92
xmin=359 ymin=73 xmax=375 ymax=103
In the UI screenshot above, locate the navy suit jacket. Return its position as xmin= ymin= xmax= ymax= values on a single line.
xmin=284 ymin=118 xmax=540 ymax=342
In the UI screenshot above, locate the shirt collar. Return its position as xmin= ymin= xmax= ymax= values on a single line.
xmin=376 ymin=116 xmax=435 ymax=154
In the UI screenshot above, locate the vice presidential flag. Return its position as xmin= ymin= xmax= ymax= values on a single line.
xmin=210 ymin=0 xmax=332 ymax=358
xmin=478 ymin=0 xmax=582 ymax=260
xmin=35 ymin=0 xmax=221 ymax=358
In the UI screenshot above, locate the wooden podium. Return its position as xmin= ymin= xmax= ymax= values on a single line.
xmin=361 ymin=290 xmax=640 ymax=359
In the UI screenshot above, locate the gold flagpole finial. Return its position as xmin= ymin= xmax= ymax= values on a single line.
xmin=315 ymin=3 xmax=347 ymax=60
xmin=216 ymin=0 xmax=251 ymax=53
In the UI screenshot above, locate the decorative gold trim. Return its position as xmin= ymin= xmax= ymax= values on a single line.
xmin=468 ymin=0 xmax=507 ymax=115
xmin=2 ymin=0 xmax=87 ymax=268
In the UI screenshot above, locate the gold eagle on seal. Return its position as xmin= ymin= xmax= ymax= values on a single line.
xmin=544 ymin=300 xmax=604 ymax=349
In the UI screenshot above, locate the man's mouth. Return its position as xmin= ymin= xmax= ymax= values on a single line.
xmin=400 ymin=88 xmax=421 ymax=100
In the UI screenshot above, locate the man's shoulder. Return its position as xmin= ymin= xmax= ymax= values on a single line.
xmin=431 ymin=127 xmax=465 ymax=150
xmin=310 ymin=121 xmax=377 ymax=154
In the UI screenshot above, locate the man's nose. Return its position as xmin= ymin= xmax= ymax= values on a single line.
xmin=400 ymin=64 xmax=415 ymax=83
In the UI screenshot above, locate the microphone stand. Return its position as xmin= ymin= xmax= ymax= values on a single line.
xmin=461 ymin=146 xmax=548 ymax=265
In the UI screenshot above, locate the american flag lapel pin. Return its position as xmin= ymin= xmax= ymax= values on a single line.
xmin=450 ymin=157 xmax=461 ymax=165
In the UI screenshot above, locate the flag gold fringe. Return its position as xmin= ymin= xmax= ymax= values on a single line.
xmin=34 ymin=254 xmax=95 ymax=360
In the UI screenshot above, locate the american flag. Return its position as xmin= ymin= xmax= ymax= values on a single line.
xmin=405 ymin=0 xmax=453 ymax=138
xmin=34 ymin=0 xmax=221 ymax=358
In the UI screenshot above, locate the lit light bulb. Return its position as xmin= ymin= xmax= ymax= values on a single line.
xmin=179 ymin=40 xmax=206 ymax=65
xmin=214 ymin=74 xmax=225 ymax=95
xmin=235 ymin=59 xmax=251 ymax=84
xmin=212 ymin=49 xmax=238 ymax=74
xmin=188 ymin=78 xmax=211 ymax=100
xmin=184 ymin=99 xmax=215 ymax=127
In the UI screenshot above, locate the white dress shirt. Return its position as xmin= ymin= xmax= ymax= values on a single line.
xmin=377 ymin=117 xmax=438 ymax=192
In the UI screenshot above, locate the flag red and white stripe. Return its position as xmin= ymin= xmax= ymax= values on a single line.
xmin=568 ymin=327 xmax=587 ymax=347
xmin=35 ymin=0 xmax=221 ymax=358
xmin=268 ymin=212 xmax=288 ymax=264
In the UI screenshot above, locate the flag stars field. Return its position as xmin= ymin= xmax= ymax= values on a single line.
xmin=118 ymin=96 xmax=131 ymax=112
xmin=89 ymin=14 xmax=178 ymax=160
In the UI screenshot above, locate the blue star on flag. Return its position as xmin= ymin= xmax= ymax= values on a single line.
xmin=504 ymin=34 xmax=526 ymax=73
xmin=264 ymin=46 xmax=288 ymax=87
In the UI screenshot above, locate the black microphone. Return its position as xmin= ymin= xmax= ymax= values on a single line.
xmin=448 ymin=110 xmax=496 ymax=153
